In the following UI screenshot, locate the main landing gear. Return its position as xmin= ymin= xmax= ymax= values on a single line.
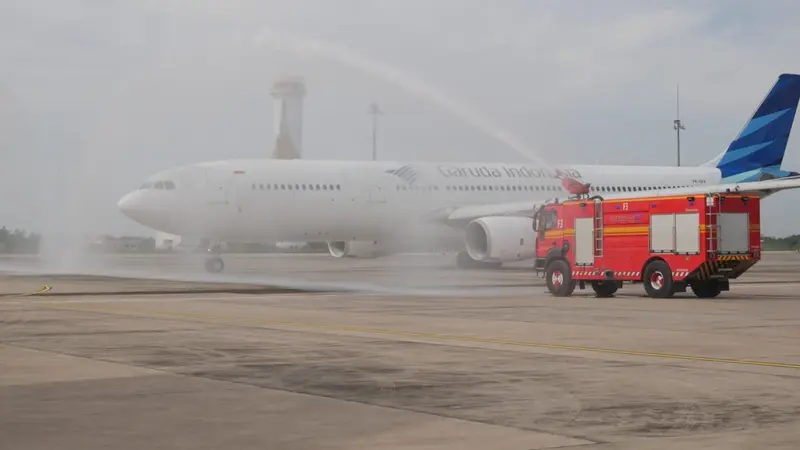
xmin=204 ymin=243 xmax=225 ymax=273
xmin=456 ymin=251 xmax=502 ymax=270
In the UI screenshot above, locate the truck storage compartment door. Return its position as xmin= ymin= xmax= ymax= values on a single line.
xmin=718 ymin=213 xmax=750 ymax=254
xmin=574 ymin=217 xmax=594 ymax=265
xmin=675 ymin=212 xmax=700 ymax=254
xmin=650 ymin=213 xmax=675 ymax=253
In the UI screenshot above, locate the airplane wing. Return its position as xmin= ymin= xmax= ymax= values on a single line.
xmin=435 ymin=175 xmax=800 ymax=226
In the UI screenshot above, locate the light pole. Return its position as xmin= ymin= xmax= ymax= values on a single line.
xmin=673 ymin=84 xmax=685 ymax=166
xmin=368 ymin=102 xmax=383 ymax=160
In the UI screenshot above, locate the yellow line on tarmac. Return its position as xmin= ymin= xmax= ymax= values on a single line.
xmin=49 ymin=303 xmax=800 ymax=371
xmin=2 ymin=285 xmax=52 ymax=299
xmin=34 ymin=285 xmax=52 ymax=295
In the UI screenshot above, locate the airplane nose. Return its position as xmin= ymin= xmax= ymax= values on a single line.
xmin=117 ymin=191 xmax=156 ymax=227
xmin=117 ymin=192 xmax=138 ymax=217
xmin=117 ymin=190 xmax=176 ymax=232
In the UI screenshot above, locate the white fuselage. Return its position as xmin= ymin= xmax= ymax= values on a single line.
xmin=118 ymin=159 xmax=722 ymax=249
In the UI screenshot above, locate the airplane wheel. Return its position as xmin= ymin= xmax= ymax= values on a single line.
xmin=205 ymin=257 xmax=225 ymax=273
xmin=456 ymin=251 xmax=501 ymax=270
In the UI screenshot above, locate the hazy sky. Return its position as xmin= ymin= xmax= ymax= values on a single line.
xmin=2 ymin=0 xmax=800 ymax=236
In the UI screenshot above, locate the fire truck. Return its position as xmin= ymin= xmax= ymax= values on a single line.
xmin=532 ymin=189 xmax=761 ymax=298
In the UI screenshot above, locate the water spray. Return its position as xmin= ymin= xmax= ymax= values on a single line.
xmin=243 ymin=27 xmax=552 ymax=168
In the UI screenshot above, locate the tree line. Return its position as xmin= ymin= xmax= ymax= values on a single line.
xmin=0 ymin=227 xmax=41 ymax=254
xmin=761 ymin=235 xmax=800 ymax=251
xmin=2 ymin=226 xmax=799 ymax=253
xmin=0 ymin=227 xmax=330 ymax=254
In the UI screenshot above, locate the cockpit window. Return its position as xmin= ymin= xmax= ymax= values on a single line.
xmin=140 ymin=180 xmax=176 ymax=190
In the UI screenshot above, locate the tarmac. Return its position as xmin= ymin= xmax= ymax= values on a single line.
xmin=1 ymin=251 xmax=800 ymax=449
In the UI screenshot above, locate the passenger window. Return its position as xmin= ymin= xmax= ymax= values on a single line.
xmin=154 ymin=181 xmax=164 ymax=189
xmin=288 ymin=184 xmax=293 ymax=190
xmin=163 ymin=181 xmax=175 ymax=190
xmin=336 ymin=184 xmax=341 ymax=190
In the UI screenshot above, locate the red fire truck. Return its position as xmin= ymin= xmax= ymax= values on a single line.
xmin=532 ymin=192 xmax=761 ymax=298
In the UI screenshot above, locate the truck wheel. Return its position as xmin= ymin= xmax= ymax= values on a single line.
xmin=546 ymin=260 xmax=575 ymax=297
xmin=643 ymin=260 xmax=675 ymax=298
xmin=691 ymin=280 xmax=722 ymax=298
xmin=591 ymin=281 xmax=618 ymax=298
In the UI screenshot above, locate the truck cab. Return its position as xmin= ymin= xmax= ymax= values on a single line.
xmin=532 ymin=202 xmax=566 ymax=272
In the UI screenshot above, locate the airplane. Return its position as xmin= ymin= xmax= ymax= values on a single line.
xmin=118 ymin=73 xmax=800 ymax=273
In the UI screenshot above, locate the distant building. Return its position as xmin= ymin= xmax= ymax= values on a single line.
xmin=87 ymin=235 xmax=155 ymax=253
xmin=155 ymin=232 xmax=181 ymax=250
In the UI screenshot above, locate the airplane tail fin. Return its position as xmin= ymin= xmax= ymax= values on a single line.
xmin=711 ymin=73 xmax=800 ymax=182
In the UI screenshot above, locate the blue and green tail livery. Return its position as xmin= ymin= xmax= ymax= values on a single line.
xmin=717 ymin=73 xmax=800 ymax=182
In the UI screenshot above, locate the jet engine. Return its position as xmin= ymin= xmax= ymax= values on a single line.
xmin=464 ymin=216 xmax=537 ymax=263
xmin=327 ymin=240 xmax=386 ymax=258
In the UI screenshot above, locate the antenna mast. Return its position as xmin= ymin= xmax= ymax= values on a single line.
xmin=368 ymin=102 xmax=383 ymax=161
xmin=673 ymin=84 xmax=685 ymax=166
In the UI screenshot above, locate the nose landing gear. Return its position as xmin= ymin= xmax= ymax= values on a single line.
xmin=204 ymin=243 xmax=225 ymax=273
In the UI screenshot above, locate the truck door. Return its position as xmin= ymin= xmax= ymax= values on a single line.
xmin=574 ymin=214 xmax=595 ymax=266
xmin=541 ymin=209 xmax=561 ymax=247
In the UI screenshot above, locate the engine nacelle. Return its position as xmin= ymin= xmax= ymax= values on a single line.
xmin=327 ymin=240 xmax=386 ymax=258
xmin=464 ymin=216 xmax=537 ymax=263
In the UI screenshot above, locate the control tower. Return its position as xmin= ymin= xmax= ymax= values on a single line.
xmin=270 ymin=75 xmax=306 ymax=159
